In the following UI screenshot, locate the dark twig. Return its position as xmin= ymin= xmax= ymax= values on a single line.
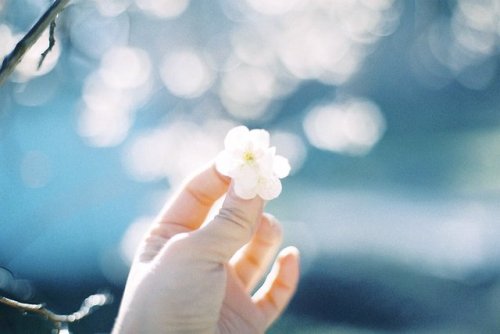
xmin=0 ymin=292 xmax=112 ymax=331
xmin=0 ymin=0 xmax=70 ymax=86
xmin=38 ymin=20 xmax=57 ymax=69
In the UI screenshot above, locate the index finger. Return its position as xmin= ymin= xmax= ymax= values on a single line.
xmin=151 ymin=163 xmax=231 ymax=240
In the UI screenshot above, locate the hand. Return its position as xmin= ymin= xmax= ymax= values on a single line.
xmin=112 ymin=164 xmax=300 ymax=334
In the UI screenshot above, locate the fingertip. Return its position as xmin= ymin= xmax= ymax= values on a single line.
xmin=258 ymin=214 xmax=283 ymax=240
xmin=280 ymin=246 xmax=300 ymax=260
xmin=253 ymin=245 xmax=301 ymax=329
xmin=277 ymin=246 xmax=300 ymax=286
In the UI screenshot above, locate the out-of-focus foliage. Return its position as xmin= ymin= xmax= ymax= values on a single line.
xmin=1 ymin=0 xmax=500 ymax=332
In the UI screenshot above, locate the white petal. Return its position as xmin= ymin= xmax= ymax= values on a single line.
xmin=249 ymin=129 xmax=270 ymax=150
xmin=257 ymin=177 xmax=282 ymax=200
xmin=225 ymin=126 xmax=250 ymax=152
xmin=234 ymin=181 xmax=258 ymax=199
xmin=273 ymin=155 xmax=291 ymax=178
xmin=215 ymin=151 xmax=238 ymax=176
xmin=233 ymin=164 xmax=259 ymax=187
xmin=257 ymin=148 xmax=276 ymax=178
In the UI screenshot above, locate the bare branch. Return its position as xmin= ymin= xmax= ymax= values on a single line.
xmin=0 ymin=0 xmax=70 ymax=86
xmin=38 ymin=20 xmax=57 ymax=70
xmin=0 ymin=292 xmax=112 ymax=329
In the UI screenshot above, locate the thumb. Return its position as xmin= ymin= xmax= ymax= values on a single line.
xmin=190 ymin=183 xmax=264 ymax=263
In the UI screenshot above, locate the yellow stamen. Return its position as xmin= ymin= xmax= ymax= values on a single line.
xmin=243 ymin=151 xmax=255 ymax=163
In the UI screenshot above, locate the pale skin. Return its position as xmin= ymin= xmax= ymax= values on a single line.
xmin=112 ymin=164 xmax=300 ymax=333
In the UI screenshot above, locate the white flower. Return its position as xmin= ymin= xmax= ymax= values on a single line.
xmin=216 ymin=126 xmax=291 ymax=200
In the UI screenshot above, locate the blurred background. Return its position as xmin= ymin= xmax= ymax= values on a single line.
xmin=1 ymin=0 xmax=500 ymax=332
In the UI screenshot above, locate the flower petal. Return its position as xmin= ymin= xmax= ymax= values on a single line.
xmin=225 ymin=126 xmax=250 ymax=152
xmin=249 ymin=129 xmax=270 ymax=151
xmin=217 ymin=126 xmax=289 ymax=201
xmin=257 ymin=148 xmax=276 ymax=178
xmin=273 ymin=155 xmax=291 ymax=178
xmin=234 ymin=181 xmax=258 ymax=200
xmin=257 ymin=177 xmax=282 ymax=200
xmin=233 ymin=164 xmax=259 ymax=187
xmin=215 ymin=151 xmax=238 ymax=176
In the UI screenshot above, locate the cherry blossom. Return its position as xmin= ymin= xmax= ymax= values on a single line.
xmin=215 ymin=126 xmax=290 ymax=200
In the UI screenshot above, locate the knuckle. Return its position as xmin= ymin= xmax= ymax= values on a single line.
xmin=166 ymin=232 xmax=192 ymax=250
xmin=216 ymin=206 xmax=254 ymax=238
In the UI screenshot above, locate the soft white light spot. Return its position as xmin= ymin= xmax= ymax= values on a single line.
xmin=361 ymin=0 xmax=394 ymax=11
xmin=205 ymin=33 xmax=241 ymax=71
xmin=304 ymin=98 xmax=386 ymax=155
xmin=124 ymin=121 xmax=222 ymax=185
xmin=453 ymin=23 xmax=495 ymax=56
xmin=93 ymin=0 xmax=132 ymax=17
xmin=135 ymin=0 xmax=190 ymax=18
xmin=220 ymin=65 xmax=275 ymax=119
xmin=78 ymin=105 xmax=131 ymax=147
xmin=0 ymin=24 xmax=16 ymax=60
xmin=78 ymin=75 xmax=134 ymax=147
xmin=68 ymin=7 xmax=130 ymax=59
xmin=458 ymin=1 xmax=496 ymax=32
xmin=160 ymin=50 xmax=214 ymax=98
xmin=99 ymin=46 xmax=152 ymax=89
xmin=271 ymin=132 xmax=307 ymax=174
xmin=245 ymin=0 xmax=303 ymax=16
xmin=78 ymin=58 xmax=153 ymax=147
xmin=222 ymin=66 xmax=275 ymax=104
xmin=82 ymin=74 xmax=134 ymax=112
xmin=277 ymin=18 xmax=356 ymax=84
xmin=231 ymin=27 xmax=276 ymax=67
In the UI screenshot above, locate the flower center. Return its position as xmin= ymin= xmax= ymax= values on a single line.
xmin=243 ymin=151 xmax=255 ymax=163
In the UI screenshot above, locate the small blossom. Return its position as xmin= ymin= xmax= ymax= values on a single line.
xmin=216 ymin=126 xmax=291 ymax=200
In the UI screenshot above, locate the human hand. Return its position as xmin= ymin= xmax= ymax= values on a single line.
xmin=112 ymin=164 xmax=300 ymax=334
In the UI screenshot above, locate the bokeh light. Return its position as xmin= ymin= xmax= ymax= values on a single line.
xmin=134 ymin=0 xmax=190 ymax=19
xmin=304 ymin=97 xmax=386 ymax=156
xmin=160 ymin=50 xmax=214 ymax=98
xmin=0 ymin=24 xmax=16 ymax=60
xmin=244 ymin=0 xmax=304 ymax=16
xmin=93 ymin=0 xmax=132 ymax=17
xmin=220 ymin=65 xmax=276 ymax=119
xmin=78 ymin=46 xmax=152 ymax=147
xmin=124 ymin=120 xmax=230 ymax=185
xmin=99 ymin=46 xmax=152 ymax=89
xmin=271 ymin=131 xmax=307 ymax=173
xmin=68 ymin=5 xmax=130 ymax=60
xmin=411 ymin=0 xmax=500 ymax=90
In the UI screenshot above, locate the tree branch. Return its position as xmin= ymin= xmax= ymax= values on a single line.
xmin=38 ymin=20 xmax=57 ymax=70
xmin=0 ymin=292 xmax=112 ymax=330
xmin=0 ymin=0 xmax=70 ymax=86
